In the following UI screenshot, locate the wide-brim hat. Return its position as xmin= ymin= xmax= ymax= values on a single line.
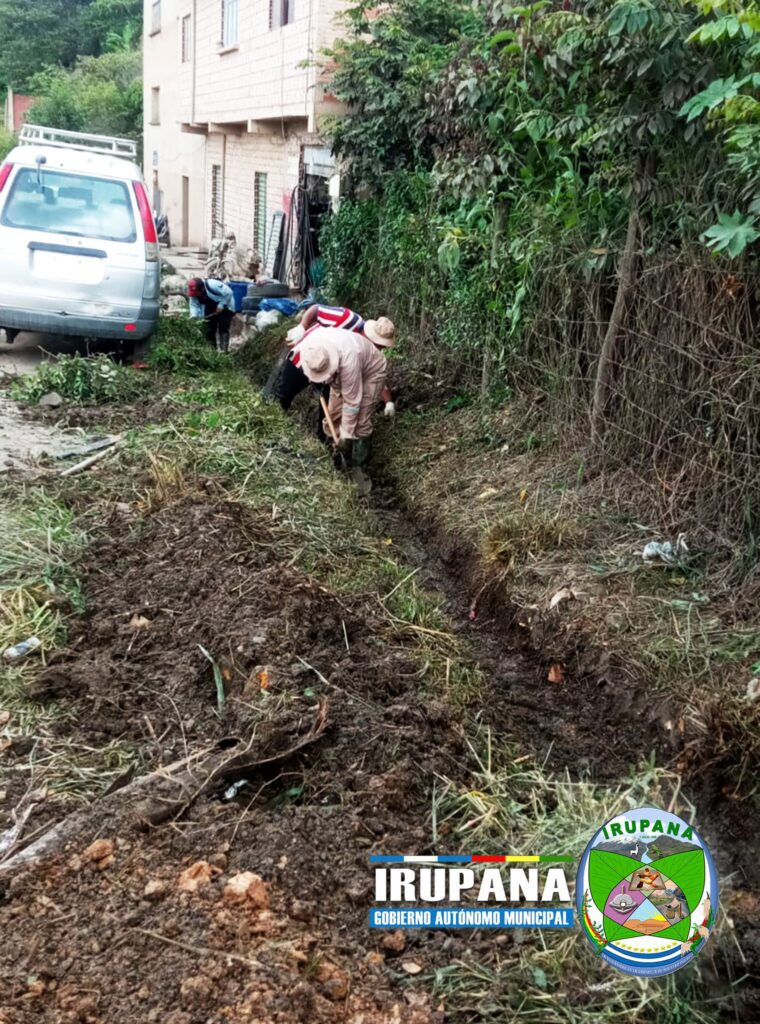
xmin=299 ymin=339 xmax=339 ymax=383
xmin=364 ymin=317 xmax=395 ymax=348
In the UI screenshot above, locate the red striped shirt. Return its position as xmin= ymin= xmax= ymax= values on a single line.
xmin=291 ymin=306 xmax=364 ymax=367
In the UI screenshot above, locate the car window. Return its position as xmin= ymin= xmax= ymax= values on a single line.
xmin=1 ymin=168 xmax=137 ymax=243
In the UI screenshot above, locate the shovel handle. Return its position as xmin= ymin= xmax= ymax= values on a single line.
xmin=319 ymin=395 xmax=340 ymax=447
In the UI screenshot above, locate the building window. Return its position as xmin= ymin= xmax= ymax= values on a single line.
xmin=211 ymin=164 xmax=224 ymax=237
xmin=254 ymin=173 xmax=268 ymax=254
xmin=151 ymin=1 xmax=161 ymax=33
xmin=270 ymin=0 xmax=295 ymax=29
xmin=150 ymin=87 xmax=160 ymax=126
xmin=221 ymin=0 xmax=239 ymax=47
xmin=181 ymin=14 xmax=192 ymax=62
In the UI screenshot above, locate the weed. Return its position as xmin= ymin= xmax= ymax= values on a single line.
xmin=10 ymin=354 xmax=142 ymax=405
xmin=149 ymin=317 xmax=226 ymax=373
xmin=484 ymin=510 xmax=582 ymax=573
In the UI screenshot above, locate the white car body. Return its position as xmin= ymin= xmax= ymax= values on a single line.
xmin=0 ymin=125 xmax=159 ymax=347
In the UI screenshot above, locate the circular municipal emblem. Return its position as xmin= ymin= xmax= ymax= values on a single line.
xmin=577 ymin=806 xmax=718 ymax=977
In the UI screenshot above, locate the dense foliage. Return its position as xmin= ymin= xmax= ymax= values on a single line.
xmin=0 ymin=0 xmax=141 ymax=90
xmin=322 ymin=0 xmax=760 ymax=546
xmin=28 ymin=51 xmax=142 ymax=141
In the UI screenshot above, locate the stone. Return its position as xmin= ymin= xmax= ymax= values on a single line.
xmin=37 ymin=392 xmax=63 ymax=408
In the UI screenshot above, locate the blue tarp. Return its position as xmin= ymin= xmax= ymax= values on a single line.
xmin=258 ymin=298 xmax=299 ymax=316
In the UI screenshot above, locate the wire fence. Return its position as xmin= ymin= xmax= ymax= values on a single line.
xmin=369 ymin=247 xmax=759 ymax=556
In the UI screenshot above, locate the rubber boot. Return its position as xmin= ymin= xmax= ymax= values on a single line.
xmin=219 ymin=332 xmax=230 ymax=354
xmin=352 ymin=437 xmax=372 ymax=468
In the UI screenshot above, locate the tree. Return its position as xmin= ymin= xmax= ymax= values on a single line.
xmin=322 ymin=0 xmax=483 ymax=186
xmin=27 ymin=51 xmax=142 ymax=142
xmin=0 ymin=0 xmax=141 ymax=90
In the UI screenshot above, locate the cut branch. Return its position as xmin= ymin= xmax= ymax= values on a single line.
xmin=0 ymin=701 xmax=328 ymax=877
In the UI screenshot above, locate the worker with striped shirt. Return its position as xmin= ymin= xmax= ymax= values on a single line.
xmin=274 ymin=304 xmax=396 ymax=415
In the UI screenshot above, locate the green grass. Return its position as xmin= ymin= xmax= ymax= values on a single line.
xmin=0 ymin=489 xmax=86 ymax=657
xmin=0 ymin=485 xmax=139 ymax=798
xmin=149 ymin=316 xmax=226 ymax=374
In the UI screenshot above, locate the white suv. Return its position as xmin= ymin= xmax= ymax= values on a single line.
xmin=0 ymin=124 xmax=159 ymax=356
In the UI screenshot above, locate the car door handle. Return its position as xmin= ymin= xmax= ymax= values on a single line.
xmin=28 ymin=241 xmax=107 ymax=258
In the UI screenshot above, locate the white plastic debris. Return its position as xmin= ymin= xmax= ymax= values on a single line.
xmin=549 ymin=587 xmax=577 ymax=610
xmin=255 ymin=310 xmax=282 ymax=330
xmin=3 ymin=636 xmax=41 ymax=661
xmin=642 ymin=533 xmax=689 ymax=566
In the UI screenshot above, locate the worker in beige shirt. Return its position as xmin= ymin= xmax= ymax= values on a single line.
xmin=298 ymin=323 xmax=392 ymax=466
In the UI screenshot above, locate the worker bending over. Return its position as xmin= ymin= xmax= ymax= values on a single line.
xmin=275 ymin=304 xmax=396 ymax=415
xmin=298 ymin=328 xmax=389 ymax=467
xmin=187 ymin=277 xmax=236 ymax=353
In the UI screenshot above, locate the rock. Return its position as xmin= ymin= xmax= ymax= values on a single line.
xmin=143 ymin=879 xmax=169 ymax=901
xmin=179 ymin=974 xmax=215 ymax=1008
xmin=223 ymin=871 xmax=269 ymax=910
xmin=82 ymin=838 xmax=115 ymax=870
xmin=316 ymin=962 xmax=349 ymax=1002
xmin=160 ymin=274 xmax=188 ymax=296
xmin=162 ymin=295 xmax=189 ymax=315
xmin=381 ymin=930 xmax=407 ymax=954
xmin=290 ymin=899 xmax=314 ymax=922
xmin=38 ymin=391 xmax=63 ymax=408
xmin=243 ymin=665 xmax=277 ymax=697
xmin=177 ymin=861 xmax=213 ymax=893
xmin=322 ymin=976 xmax=349 ymax=1002
xmin=402 ymin=961 xmax=423 ymax=975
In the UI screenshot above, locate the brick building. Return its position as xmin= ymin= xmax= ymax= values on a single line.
xmin=4 ymin=88 xmax=36 ymax=133
xmin=143 ymin=0 xmax=347 ymax=278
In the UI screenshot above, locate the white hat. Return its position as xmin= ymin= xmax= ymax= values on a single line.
xmin=299 ymin=340 xmax=339 ymax=383
xmin=364 ymin=317 xmax=396 ymax=349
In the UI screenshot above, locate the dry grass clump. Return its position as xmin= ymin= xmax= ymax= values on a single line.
xmin=483 ymin=510 xmax=584 ymax=573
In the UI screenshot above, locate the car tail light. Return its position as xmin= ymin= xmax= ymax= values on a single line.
xmin=125 ymin=324 xmax=137 ymax=332
xmin=132 ymin=181 xmax=158 ymax=262
xmin=0 ymin=163 xmax=13 ymax=193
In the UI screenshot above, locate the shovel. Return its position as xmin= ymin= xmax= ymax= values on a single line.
xmin=318 ymin=395 xmax=372 ymax=495
xmin=319 ymin=395 xmax=349 ymax=472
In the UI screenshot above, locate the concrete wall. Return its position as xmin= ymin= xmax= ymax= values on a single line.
xmin=143 ymin=0 xmax=207 ymax=248
xmin=145 ymin=0 xmax=349 ymax=253
xmin=205 ymin=127 xmax=307 ymax=254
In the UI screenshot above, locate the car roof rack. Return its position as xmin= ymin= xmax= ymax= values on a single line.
xmin=18 ymin=124 xmax=138 ymax=160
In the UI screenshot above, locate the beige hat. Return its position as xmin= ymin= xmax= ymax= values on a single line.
xmin=299 ymin=339 xmax=339 ymax=383
xmin=363 ymin=317 xmax=396 ymax=349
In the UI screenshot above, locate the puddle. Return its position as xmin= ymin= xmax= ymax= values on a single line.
xmin=0 ymin=396 xmax=81 ymax=472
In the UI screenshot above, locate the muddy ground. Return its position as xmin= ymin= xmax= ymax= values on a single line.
xmin=1 ymin=381 xmax=758 ymax=1021
xmin=0 ymin=496 xmax=471 ymax=1023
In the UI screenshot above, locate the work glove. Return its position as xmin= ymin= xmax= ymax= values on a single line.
xmin=383 ymin=401 xmax=396 ymax=419
xmin=286 ymin=324 xmax=306 ymax=346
